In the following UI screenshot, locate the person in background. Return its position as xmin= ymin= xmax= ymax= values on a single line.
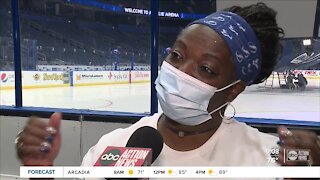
xmin=297 ymin=73 xmax=308 ymax=90
xmin=286 ymin=71 xmax=295 ymax=89
xmin=15 ymin=3 xmax=320 ymax=179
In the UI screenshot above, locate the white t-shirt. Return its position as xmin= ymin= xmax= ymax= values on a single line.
xmin=81 ymin=113 xmax=279 ymax=180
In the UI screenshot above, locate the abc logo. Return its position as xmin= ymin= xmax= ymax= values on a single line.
xmin=287 ymin=150 xmax=298 ymax=161
xmin=101 ymin=153 xmax=120 ymax=161
xmin=100 ymin=149 xmax=121 ymax=165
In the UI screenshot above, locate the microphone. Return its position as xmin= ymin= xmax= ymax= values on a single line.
xmin=125 ymin=126 xmax=163 ymax=164
xmin=94 ymin=126 xmax=163 ymax=179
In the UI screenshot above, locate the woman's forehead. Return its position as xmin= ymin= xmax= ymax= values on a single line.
xmin=176 ymin=24 xmax=232 ymax=62
xmin=179 ymin=24 xmax=224 ymax=44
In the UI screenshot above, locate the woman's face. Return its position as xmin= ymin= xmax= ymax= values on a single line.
xmin=165 ymin=24 xmax=244 ymax=111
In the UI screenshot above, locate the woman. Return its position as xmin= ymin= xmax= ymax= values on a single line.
xmin=16 ymin=2 xmax=319 ymax=174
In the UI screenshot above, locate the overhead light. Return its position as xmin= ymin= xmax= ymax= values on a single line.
xmin=303 ymin=39 xmax=311 ymax=46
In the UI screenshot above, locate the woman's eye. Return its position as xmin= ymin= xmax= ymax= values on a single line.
xmin=200 ymin=66 xmax=214 ymax=74
xmin=169 ymin=50 xmax=183 ymax=60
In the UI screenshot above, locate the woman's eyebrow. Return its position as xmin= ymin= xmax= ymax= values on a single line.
xmin=202 ymin=53 xmax=220 ymax=60
xmin=173 ymin=39 xmax=187 ymax=50
xmin=201 ymin=53 xmax=224 ymax=66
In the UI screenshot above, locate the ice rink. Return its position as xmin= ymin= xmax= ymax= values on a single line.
xmin=1 ymin=82 xmax=319 ymax=123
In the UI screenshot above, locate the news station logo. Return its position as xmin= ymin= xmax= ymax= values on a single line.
xmin=99 ymin=149 xmax=121 ymax=166
xmin=286 ymin=149 xmax=310 ymax=161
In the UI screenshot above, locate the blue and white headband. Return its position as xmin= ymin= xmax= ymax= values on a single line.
xmin=189 ymin=11 xmax=262 ymax=85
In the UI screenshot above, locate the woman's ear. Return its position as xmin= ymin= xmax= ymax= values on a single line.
xmin=227 ymin=81 xmax=246 ymax=102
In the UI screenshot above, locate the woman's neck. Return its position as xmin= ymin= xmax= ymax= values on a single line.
xmin=157 ymin=114 xmax=223 ymax=151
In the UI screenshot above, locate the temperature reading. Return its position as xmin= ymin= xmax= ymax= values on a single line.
xmin=267 ymin=157 xmax=278 ymax=163
xmin=138 ymin=170 xmax=144 ymax=174
xmin=219 ymin=170 xmax=227 ymax=174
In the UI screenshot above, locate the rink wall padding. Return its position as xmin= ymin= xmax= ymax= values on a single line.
xmin=0 ymin=70 xmax=151 ymax=89
xmin=1 ymin=70 xmax=319 ymax=89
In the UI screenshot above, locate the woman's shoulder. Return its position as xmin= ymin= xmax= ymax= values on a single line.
xmin=216 ymin=119 xmax=279 ymax=166
xmin=131 ymin=112 xmax=161 ymax=129
xmin=97 ymin=113 xmax=161 ymax=143
xmin=90 ymin=113 xmax=161 ymax=150
xmin=222 ymin=119 xmax=278 ymax=150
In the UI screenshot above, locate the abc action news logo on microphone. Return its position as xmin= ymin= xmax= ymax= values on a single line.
xmin=95 ymin=146 xmax=152 ymax=167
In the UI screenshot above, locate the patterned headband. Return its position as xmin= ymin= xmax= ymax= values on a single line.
xmin=189 ymin=11 xmax=262 ymax=85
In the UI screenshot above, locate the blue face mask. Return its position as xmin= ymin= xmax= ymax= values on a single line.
xmin=155 ymin=61 xmax=240 ymax=126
